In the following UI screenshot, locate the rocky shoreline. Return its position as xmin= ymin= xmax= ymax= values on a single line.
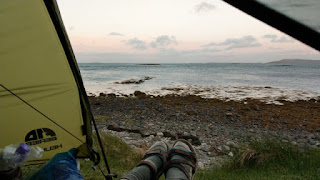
xmin=90 ymin=92 xmax=320 ymax=169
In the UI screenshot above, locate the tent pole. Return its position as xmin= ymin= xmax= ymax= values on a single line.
xmin=91 ymin=118 xmax=117 ymax=179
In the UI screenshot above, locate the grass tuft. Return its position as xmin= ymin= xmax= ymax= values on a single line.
xmin=196 ymin=137 xmax=320 ymax=180
xmin=79 ymin=132 xmax=142 ymax=179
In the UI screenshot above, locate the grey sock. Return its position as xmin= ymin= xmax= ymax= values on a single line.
xmin=121 ymin=142 xmax=167 ymax=180
xmin=121 ymin=155 xmax=163 ymax=180
xmin=165 ymin=142 xmax=193 ymax=180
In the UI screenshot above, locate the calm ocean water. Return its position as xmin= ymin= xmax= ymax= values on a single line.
xmin=78 ymin=63 xmax=320 ymax=95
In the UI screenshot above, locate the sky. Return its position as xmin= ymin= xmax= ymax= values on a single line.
xmin=57 ymin=0 xmax=320 ymax=63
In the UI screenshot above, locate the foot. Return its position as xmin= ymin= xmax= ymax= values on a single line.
xmin=121 ymin=141 xmax=168 ymax=180
xmin=165 ymin=140 xmax=197 ymax=180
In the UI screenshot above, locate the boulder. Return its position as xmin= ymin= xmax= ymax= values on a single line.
xmin=134 ymin=91 xmax=147 ymax=98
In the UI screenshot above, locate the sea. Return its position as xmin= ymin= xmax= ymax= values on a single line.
xmin=79 ymin=63 xmax=320 ymax=103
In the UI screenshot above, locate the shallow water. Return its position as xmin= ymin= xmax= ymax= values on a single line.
xmin=79 ymin=63 xmax=320 ymax=101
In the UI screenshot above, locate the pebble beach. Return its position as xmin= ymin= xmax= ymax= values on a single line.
xmin=89 ymin=89 xmax=320 ymax=169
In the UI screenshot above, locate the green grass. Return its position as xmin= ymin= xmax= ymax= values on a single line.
xmin=79 ymin=133 xmax=142 ymax=179
xmin=195 ymin=138 xmax=320 ymax=180
xmin=22 ymin=134 xmax=320 ymax=180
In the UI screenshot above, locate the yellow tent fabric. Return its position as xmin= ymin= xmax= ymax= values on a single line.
xmin=0 ymin=0 xmax=93 ymax=163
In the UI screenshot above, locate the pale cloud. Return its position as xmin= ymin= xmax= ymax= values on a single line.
xmin=263 ymin=34 xmax=295 ymax=43
xmin=203 ymin=35 xmax=261 ymax=50
xmin=109 ymin=32 xmax=124 ymax=36
xmin=150 ymin=35 xmax=177 ymax=48
xmin=126 ymin=38 xmax=147 ymax=50
xmin=195 ymin=2 xmax=215 ymax=13
xmin=263 ymin=34 xmax=277 ymax=39
xmin=272 ymin=36 xmax=295 ymax=43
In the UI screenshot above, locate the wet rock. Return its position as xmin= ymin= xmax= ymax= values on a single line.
xmin=114 ymin=77 xmax=153 ymax=85
xmin=107 ymin=93 xmax=116 ymax=98
xmin=134 ymin=91 xmax=147 ymax=98
xmin=99 ymin=92 xmax=107 ymax=97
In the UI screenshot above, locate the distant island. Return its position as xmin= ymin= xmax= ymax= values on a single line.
xmin=268 ymin=59 xmax=320 ymax=64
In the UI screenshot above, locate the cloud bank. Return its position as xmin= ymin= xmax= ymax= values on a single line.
xmin=150 ymin=35 xmax=177 ymax=48
xmin=126 ymin=38 xmax=147 ymax=50
xmin=203 ymin=35 xmax=262 ymax=50
xmin=125 ymin=35 xmax=178 ymax=50
xmin=263 ymin=34 xmax=294 ymax=43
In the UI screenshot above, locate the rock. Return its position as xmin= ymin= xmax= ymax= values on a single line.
xmin=99 ymin=93 xmax=106 ymax=97
xmin=177 ymin=135 xmax=201 ymax=146
xmin=163 ymin=131 xmax=177 ymax=140
xmin=291 ymin=141 xmax=297 ymax=146
xmin=307 ymin=144 xmax=317 ymax=149
xmin=141 ymin=131 xmax=151 ymax=137
xmin=217 ymin=145 xmax=230 ymax=153
xmin=134 ymin=91 xmax=147 ymax=98
xmin=186 ymin=110 xmax=197 ymax=115
xmin=107 ymin=124 xmax=123 ymax=132
xmin=228 ymin=152 xmax=234 ymax=157
xmin=131 ymin=140 xmax=148 ymax=149
xmin=222 ymin=145 xmax=230 ymax=152
xmin=198 ymin=162 xmax=205 ymax=169
xmin=201 ymin=143 xmax=210 ymax=152
xmin=307 ymin=134 xmax=315 ymax=140
xmin=226 ymin=141 xmax=239 ymax=149
xmin=309 ymin=140 xmax=317 ymax=145
xmin=156 ymin=132 xmax=164 ymax=137
xmin=297 ymin=138 xmax=308 ymax=144
xmin=107 ymin=93 xmax=116 ymax=98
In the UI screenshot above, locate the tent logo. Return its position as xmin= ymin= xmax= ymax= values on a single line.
xmin=25 ymin=128 xmax=57 ymax=146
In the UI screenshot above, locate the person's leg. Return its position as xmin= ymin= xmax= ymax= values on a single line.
xmin=120 ymin=141 xmax=168 ymax=180
xmin=165 ymin=140 xmax=197 ymax=180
